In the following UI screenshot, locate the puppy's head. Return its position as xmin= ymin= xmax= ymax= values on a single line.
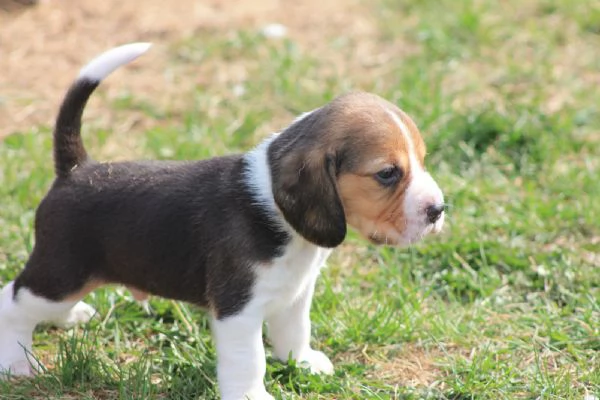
xmin=269 ymin=92 xmax=444 ymax=248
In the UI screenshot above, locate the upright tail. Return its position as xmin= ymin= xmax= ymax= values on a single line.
xmin=53 ymin=43 xmax=152 ymax=177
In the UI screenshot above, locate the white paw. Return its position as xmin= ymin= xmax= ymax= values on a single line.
xmin=298 ymin=349 xmax=334 ymax=375
xmin=0 ymin=359 xmax=35 ymax=379
xmin=0 ymin=314 xmax=38 ymax=379
xmin=243 ymin=388 xmax=275 ymax=400
xmin=221 ymin=387 xmax=274 ymax=400
xmin=52 ymin=301 xmax=97 ymax=328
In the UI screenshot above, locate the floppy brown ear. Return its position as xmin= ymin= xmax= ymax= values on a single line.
xmin=268 ymin=111 xmax=347 ymax=248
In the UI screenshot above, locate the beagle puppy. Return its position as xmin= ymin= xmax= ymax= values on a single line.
xmin=0 ymin=43 xmax=445 ymax=400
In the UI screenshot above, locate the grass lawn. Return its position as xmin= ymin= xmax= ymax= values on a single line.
xmin=1 ymin=0 xmax=599 ymax=398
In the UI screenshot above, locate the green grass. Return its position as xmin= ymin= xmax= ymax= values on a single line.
xmin=1 ymin=0 xmax=599 ymax=398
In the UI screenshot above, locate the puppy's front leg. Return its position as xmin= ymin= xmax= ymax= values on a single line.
xmin=212 ymin=312 xmax=273 ymax=400
xmin=266 ymin=278 xmax=334 ymax=375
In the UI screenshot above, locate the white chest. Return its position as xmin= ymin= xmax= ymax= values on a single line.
xmin=253 ymin=237 xmax=332 ymax=316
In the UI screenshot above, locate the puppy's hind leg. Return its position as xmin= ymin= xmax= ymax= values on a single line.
xmin=0 ymin=274 xmax=98 ymax=377
xmin=0 ymin=281 xmax=75 ymax=376
xmin=44 ymin=281 xmax=101 ymax=329
xmin=48 ymin=299 xmax=97 ymax=329
xmin=0 ymin=281 xmax=35 ymax=377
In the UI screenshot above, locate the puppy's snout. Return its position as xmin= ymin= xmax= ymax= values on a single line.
xmin=425 ymin=203 xmax=445 ymax=224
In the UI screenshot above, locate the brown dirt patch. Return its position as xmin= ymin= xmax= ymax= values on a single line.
xmin=337 ymin=343 xmax=447 ymax=388
xmin=371 ymin=348 xmax=443 ymax=387
xmin=0 ymin=0 xmax=379 ymax=139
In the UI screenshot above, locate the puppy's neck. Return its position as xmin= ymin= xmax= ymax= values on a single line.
xmin=244 ymin=135 xmax=289 ymax=229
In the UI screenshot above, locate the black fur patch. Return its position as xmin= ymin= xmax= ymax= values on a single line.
xmin=14 ymin=156 xmax=291 ymax=319
xmin=268 ymin=109 xmax=347 ymax=248
xmin=53 ymin=79 xmax=98 ymax=177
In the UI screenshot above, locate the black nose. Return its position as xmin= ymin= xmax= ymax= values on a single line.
xmin=426 ymin=203 xmax=445 ymax=224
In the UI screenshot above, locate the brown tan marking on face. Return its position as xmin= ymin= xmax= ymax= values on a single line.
xmin=337 ymin=172 xmax=409 ymax=244
xmin=393 ymin=107 xmax=427 ymax=166
xmin=270 ymin=91 xmax=443 ymax=247
xmin=320 ymin=93 xmax=423 ymax=244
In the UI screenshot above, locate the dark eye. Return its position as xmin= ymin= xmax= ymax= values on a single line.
xmin=374 ymin=166 xmax=402 ymax=186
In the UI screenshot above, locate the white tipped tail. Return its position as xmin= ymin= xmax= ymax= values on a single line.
xmin=78 ymin=42 xmax=152 ymax=82
xmin=53 ymin=43 xmax=152 ymax=177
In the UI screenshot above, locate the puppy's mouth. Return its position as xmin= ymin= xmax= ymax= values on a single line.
xmin=368 ymin=234 xmax=387 ymax=245
xmin=368 ymin=232 xmax=400 ymax=246
xmin=368 ymin=218 xmax=444 ymax=247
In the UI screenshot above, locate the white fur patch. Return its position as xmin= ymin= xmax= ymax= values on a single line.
xmin=78 ymin=42 xmax=152 ymax=82
xmin=242 ymin=107 xmax=319 ymax=216
xmin=384 ymin=107 xmax=445 ymax=244
xmin=0 ymin=282 xmax=89 ymax=377
xmin=214 ymin=136 xmax=334 ymax=398
xmin=0 ymin=282 xmax=35 ymax=377
xmin=213 ymin=236 xmax=332 ymax=398
xmin=383 ymin=107 xmax=421 ymax=173
xmin=211 ymin=312 xmax=271 ymax=400
xmin=243 ymin=135 xmax=279 ymax=214
xmin=49 ymin=301 xmax=97 ymax=329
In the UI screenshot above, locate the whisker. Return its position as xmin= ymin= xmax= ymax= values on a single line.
xmin=442 ymin=202 xmax=453 ymax=213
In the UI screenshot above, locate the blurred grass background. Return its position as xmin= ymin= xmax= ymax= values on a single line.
xmin=0 ymin=0 xmax=598 ymax=398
